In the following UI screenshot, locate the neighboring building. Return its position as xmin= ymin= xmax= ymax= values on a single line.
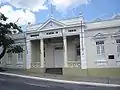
xmin=1 ymin=16 xmax=120 ymax=77
xmin=0 ymin=33 xmax=26 ymax=69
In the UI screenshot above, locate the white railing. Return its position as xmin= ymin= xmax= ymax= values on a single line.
xmin=68 ymin=61 xmax=81 ymax=68
xmin=31 ymin=62 xmax=41 ymax=68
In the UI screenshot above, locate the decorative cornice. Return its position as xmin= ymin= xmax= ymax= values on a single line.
xmin=92 ymin=33 xmax=107 ymax=40
xmin=111 ymin=29 xmax=120 ymax=38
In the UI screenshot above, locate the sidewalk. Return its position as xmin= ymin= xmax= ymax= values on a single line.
xmin=1 ymin=69 xmax=120 ymax=85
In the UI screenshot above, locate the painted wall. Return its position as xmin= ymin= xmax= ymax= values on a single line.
xmin=63 ymin=68 xmax=120 ymax=78
xmin=0 ymin=33 xmax=26 ymax=69
xmin=1 ymin=46 xmax=26 ymax=69
xmin=85 ymin=26 xmax=120 ymax=68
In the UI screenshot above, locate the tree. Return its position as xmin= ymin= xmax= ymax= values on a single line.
xmin=0 ymin=13 xmax=23 ymax=60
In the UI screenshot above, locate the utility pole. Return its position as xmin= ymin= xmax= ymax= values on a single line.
xmin=80 ymin=13 xmax=84 ymax=53
xmin=25 ymin=22 xmax=31 ymax=54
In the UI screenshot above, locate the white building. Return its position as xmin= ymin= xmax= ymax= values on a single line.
xmin=1 ymin=16 xmax=120 ymax=77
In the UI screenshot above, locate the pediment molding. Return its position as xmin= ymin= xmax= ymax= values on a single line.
xmin=38 ymin=18 xmax=66 ymax=30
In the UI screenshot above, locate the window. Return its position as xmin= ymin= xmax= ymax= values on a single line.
xmin=116 ymin=39 xmax=120 ymax=59
xmin=68 ymin=29 xmax=76 ymax=32
xmin=76 ymin=44 xmax=80 ymax=56
xmin=46 ymin=32 xmax=54 ymax=35
xmin=8 ymin=53 xmax=12 ymax=63
xmin=96 ymin=41 xmax=104 ymax=45
xmin=56 ymin=32 xmax=58 ymax=34
xmin=55 ymin=47 xmax=63 ymax=50
xmin=117 ymin=44 xmax=120 ymax=53
xmin=116 ymin=39 xmax=120 ymax=43
xmin=31 ymin=34 xmax=39 ymax=37
xmin=18 ymin=52 xmax=23 ymax=62
xmin=116 ymin=39 xmax=120 ymax=53
xmin=96 ymin=41 xmax=105 ymax=55
xmin=44 ymin=48 xmax=45 ymax=58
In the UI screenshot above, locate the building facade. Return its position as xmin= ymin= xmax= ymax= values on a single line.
xmin=1 ymin=16 xmax=120 ymax=77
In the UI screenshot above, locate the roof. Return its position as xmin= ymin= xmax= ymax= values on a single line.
xmin=27 ymin=16 xmax=120 ymax=31
xmin=60 ymin=17 xmax=82 ymax=25
xmin=86 ymin=18 xmax=120 ymax=30
xmin=27 ymin=17 xmax=82 ymax=31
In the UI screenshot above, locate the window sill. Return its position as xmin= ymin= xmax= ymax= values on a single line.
xmin=95 ymin=60 xmax=107 ymax=63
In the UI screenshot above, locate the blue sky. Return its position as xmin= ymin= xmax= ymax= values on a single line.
xmin=0 ymin=0 xmax=120 ymax=25
xmin=36 ymin=0 xmax=120 ymax=23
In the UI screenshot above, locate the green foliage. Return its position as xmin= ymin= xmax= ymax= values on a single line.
xmin=0 ymin=13 xmax=23 ymax=60
xmin=7 ymin=45 xmax=23 ymax=53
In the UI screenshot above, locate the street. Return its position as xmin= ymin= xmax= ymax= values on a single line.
xmin=0 ymin=74 xmax=120 ymax=90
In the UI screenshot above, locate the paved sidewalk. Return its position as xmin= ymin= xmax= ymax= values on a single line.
xmin=1 ymin=69 xmax=120 ymax=85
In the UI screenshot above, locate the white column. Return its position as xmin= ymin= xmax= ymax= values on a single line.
xmin=26 ymin=40 xmax=31 ymax=69
xmin=63 ymin=36 xmax=68 ymax=67
xmin=40 ymin=39 xmax=44 ymax=68
xmin=80 ymin=27 xmax=87 ymax=69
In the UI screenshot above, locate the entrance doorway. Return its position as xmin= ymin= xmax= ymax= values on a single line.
xmin=45 ymin=46 xmax=64 ymax=74
xmin=54 ymin=46 xmax=64 ymax=68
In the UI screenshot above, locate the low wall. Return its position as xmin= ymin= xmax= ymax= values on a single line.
xmin=63 ymin=68 xmax=120 ymax=78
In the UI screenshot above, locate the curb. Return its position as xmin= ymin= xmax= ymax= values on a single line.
xmin=0 ymin=72 xmax=120 ymax=87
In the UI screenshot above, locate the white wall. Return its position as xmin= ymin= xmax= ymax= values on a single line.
xmin=85 ymin=26 xmax=120 ymax=68
xmin=0 ymin=33 xmax=26 ymax=69
xmin=1 ymin=47 xmax=26 ymax=69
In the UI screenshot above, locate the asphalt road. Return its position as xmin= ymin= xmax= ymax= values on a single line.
xmin=0 ymin=74 xmax=120 ymax=90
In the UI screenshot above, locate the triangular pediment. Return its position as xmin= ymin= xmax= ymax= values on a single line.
xmin=94 ymin=33 xmax=105 ymax=37
xmin=112 ymin=30 xmax=120 ymax=38
xmin=39 ymin=18 xmax=66 ymax=30
xmin=93 ymin=33 xmax=107 ymax=39
xmin=114 ymin=30 xmax=120 ymax=36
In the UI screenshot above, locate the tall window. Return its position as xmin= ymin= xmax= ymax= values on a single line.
xmin=8 ymin=52 xmax=12 ymax=63
xmin=76 ymin=44 xmax=80 ymax=56
xmin=44 ymin=48 xmax=45 ymax=58
xmin=96 ymin=41 xmax=105 ymax=56
xmin=18 ymin=52 xmax=23 ymax=62
xmin=116 ymin=39 xmax=120 ymax=58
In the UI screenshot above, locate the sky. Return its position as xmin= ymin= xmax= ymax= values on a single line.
xmin=0 ymin=0 xmax=120 ymax=27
